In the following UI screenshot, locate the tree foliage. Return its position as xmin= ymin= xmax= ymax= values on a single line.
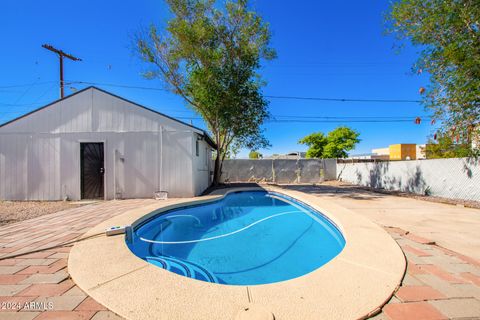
xmin=298 ymin=132 xmax=327 ymax=158
xmin=387 ymin=0 xmax=480 ymax=145
xmin=425 ymin=134 xmax=471 ymax=159
xmin=248 ymin=150 xmax=262 ymax=159
xmin=299 ymin=127 xmax=361 ymax=159
xmin=136 ymin=0 xmax=276 ymax=184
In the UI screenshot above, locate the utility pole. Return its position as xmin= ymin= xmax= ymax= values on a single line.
xmin=42 ymin=44 xmax=82 ymax=98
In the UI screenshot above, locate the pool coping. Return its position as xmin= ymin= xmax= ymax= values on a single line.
xmin=68 ymin=186 xmax=406 ymax=320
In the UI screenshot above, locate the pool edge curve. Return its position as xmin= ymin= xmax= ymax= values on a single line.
xmin=68 ymin=186 xmax=406 ymax=320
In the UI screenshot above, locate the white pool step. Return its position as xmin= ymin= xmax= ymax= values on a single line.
xmin=146 ymin=256 xmax=219 ymax=283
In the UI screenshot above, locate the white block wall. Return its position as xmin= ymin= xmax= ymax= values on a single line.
xmin=337 ymin=158 xmax=480 ymax=201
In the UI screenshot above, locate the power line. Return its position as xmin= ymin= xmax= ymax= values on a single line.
xmin=0 ymin=81 xmax=57 ymax=89
xmin=176 ymin=117 xmax=428 ymax=124
xmin=0 ymin=100 xmax=53 ymax=107
xmin=272 ymin=115 xmax=430 ymax=119
xmin=12 ymin=79 xmax=42 ymax=105
xmin=265 ymin=95 xmax=420 ymax=103
xmin=0 ymin=80 xmax=422 ymax=104
xmin=267 ymin=119 xmax=420 ymax=123
xmin=0 ymin=80 xmax=429 ymax=124
xmin=68 ymin=81 xmax=421 ymax=103
xmin=69 ymin=81 xmax=169 ymax=92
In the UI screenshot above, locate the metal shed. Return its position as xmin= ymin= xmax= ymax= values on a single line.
xmin=0 ymin=87 xmax=215 ymax=200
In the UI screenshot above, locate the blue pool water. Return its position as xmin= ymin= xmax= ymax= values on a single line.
xmin=126 ymin=191 xmax=345 ymax=285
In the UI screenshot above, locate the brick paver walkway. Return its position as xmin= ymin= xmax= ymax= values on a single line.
xmin=0 ymin=199 xmax=156 ymax=320
xmin=279 ymin=184 xmax=480 ymax=319
xmin=372 ymin=227 xmax=480 ymax=320
xmin=1 ymin=194 xmax=479 ymax=319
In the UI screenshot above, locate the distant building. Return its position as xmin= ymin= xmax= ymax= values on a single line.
xmin=416 ymin=144 xmax=427 ymax=159
xmin=371 ymin=147 xmax=390 ymax=160
xmin=389 ymin=144 xmax=417 ymax=160
xmin=349 ymin=147 xmax=389 ymax=160
xmin=349 ymin=143 xmax=426 ymax=161
xmin=265 ymin=151 xmax=306 ymax=159
xmin=348 ymin=153 xmax=376 ymax=160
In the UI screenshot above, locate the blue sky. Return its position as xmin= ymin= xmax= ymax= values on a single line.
xmin=0 ymin=0 xmax=434 ymax=157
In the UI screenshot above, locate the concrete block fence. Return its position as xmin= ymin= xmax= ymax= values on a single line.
xmin=337 ymin=157 xmax=480 ymax=201
xmin=222 ymin=157 xmax=479 ymax=202
xmin=221 ymin=159 xmax=337 ymax=184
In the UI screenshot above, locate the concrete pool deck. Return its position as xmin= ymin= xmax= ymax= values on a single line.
xmin=68 ymin=186 xmax=406 ymax=320
xmin=0 ymin=184 xmax=478 ymax=319
xmin=277 ymin=184 xmax=480 ymax=319
xmin=282 ymin=183 xmax=480 ymax=260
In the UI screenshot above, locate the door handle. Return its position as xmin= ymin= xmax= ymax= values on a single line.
xmin=100 ymin=168 xmax=105 ymax=174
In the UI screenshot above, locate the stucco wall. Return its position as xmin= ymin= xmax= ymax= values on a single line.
xmin=221 ymin=159 xmax=337 ymax=184
xmin=337 ymin=158 xmax=480 ymax=201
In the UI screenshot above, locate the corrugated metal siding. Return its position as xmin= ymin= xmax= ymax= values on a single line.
xmin=0 ymin=88 xmax=211 ymax=200
xmin=192 ymin=137 xmax=212 ymax=195
xmin=161 ymin=131 xmax=194 ymax=197
xmin=0 ymin=135 xmax=28 ymax=199
xmin=27 ymin=135 xmax=61 ymax=200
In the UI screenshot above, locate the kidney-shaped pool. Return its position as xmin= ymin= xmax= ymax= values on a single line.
xmin=126 ymin=190 xmax=345 ymax=285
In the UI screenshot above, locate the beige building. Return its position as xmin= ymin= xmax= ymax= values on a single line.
xmin=369 ymin=144 xmax=427 ymax=161
xmin=371 ymin=147 xmax=390 ymax=160
xmin=265 ymin=152 xmax=307 ymax=160
xmin=416 ymin=144 xmax=427 ymax=159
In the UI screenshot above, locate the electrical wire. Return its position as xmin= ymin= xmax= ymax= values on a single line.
xmin=0 ymin=80 xmax=429 ymax=125
xmin=264 ymin=95 xmax=420 ymax=103
xmin=175 ymin=117 xmax=429 ymax=123
xmin=0 ymin=80 xmax=422 ymax=106
xmin=69 ymin=81 xmax=169 ymax=92
xmin=66 ymin=80 xmax=421 ymax=103
xmin=0 ymin=81 xmax=57 ymax=89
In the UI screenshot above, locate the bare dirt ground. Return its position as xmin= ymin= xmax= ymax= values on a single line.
xmin=0 ymin=201 xmax=85 ymax=226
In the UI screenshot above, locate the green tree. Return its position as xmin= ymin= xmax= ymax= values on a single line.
xmin=387 ymin=0 xmax=480 ymax=145
xmin=425 ymin=134 xmax=471 ymax=159
xmin=323 ymin=127 xmax=361 ymax=158
xmin=248 ymin=150 xmax=262 ymax=159
xmin=298 ymin=133 xmax=327 ymax=158
xmin=299 ymin=127 xmax=360 ymax=158
xmin=136 ymin=0 xmax=276 ymax=185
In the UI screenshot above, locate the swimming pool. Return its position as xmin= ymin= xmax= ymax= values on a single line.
xmin=126 ymin=190 xmax=345 ymax=285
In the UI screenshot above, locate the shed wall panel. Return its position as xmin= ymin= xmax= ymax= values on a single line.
xmin=0 ymin=135 xmax=29 ymax=200
xmin=192 ymin=138 xmax=212 ymax=195
xmin=27 ymin=136 xmax=61 ymax=200
xmin=162 ymin=131 xmax=194 ymax=197
xmin=0 ymin=88 xmax=211 ymax=200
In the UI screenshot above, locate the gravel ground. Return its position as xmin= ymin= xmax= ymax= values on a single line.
xmin=0 ymin=201 xmax=85 ymax=226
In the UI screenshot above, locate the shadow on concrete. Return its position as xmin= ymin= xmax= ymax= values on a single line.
xmin=279 ymin=184 xmax=386 ymax=201
xmin=346 ymin=161 xmax=429 ymax=196
xmin=203 ymin=182 xmax=384 ymax=201
xmin=201 ymin=183 xmax=263 ymax=196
